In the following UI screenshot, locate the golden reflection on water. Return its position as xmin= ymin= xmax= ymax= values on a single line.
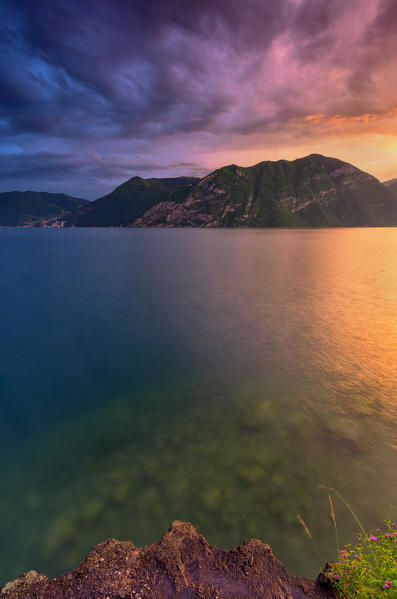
xmin=189 ymin=227 xmax=397 ymax=417
xmin=0 ymin=227 xmax=397 ymax=582
xmin=302 ymin=228 xmax=397 ymax=419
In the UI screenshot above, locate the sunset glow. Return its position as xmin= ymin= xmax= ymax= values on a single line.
xmin=2 ymin=1 xmax=397 ymax=588
xmin=1 ymin=0 xmax=397 ymax=198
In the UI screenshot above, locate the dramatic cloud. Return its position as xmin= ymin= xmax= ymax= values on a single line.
xmin=1 ymin=0 xmax=397 ymax=197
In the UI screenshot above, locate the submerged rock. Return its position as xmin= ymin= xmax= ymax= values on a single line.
xmin=0 ymin=521 xmax=334 ymax=598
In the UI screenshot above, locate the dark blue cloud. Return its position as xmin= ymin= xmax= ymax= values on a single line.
xmin=1 ymin=0 xmax=396 ymax=197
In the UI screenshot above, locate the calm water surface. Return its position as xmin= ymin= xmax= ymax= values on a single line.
xmin=0 ymin=228 xmax=396 ymax=582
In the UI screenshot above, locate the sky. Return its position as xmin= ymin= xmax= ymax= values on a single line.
xmin=1 ymin=0 xmax=397 ymax=199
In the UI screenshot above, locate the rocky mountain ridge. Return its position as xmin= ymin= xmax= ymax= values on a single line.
xmin=2 ymin=155 xmax=397 ymax=227
xmin=127 ymin=155 xmax=397 ymax=228
xmin=65 ymin=154 xmax=397 ymax=228
xmin=68 ymin=176 xmax=199 ymax=227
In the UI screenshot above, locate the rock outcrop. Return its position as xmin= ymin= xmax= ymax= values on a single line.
xmin=0 ymin=521 xmax=334 ymax=599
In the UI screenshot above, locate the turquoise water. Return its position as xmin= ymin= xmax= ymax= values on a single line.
xmin=0 ymin=227 xmax=396 ymax=582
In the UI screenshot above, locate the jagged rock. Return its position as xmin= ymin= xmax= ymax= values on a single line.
xmin=0 ymin=521 xmax=335 ymax=598
xmin=132 ymin=201 xmax=217 ymax=227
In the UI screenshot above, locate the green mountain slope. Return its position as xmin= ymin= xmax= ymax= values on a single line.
xmin=0 ymin=191 xmax=89 ymax=226
xmin=133 ymin=155 xmax=397 ymax=227
xmin=6 ymin=157 xmax=396 ymax=228
xmin=69 ymin=176 xmax=199 ymax=226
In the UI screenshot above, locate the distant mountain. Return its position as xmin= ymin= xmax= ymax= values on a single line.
xmin=383 ymin=178 xmax=397 ymax=200
xmin=68 ymin=177 xmax=200 ymax=227
xmin=382 ymin=178 xmax=397 ymax=187
xmin=0 ymin=191 xmax=89 ymax=226
xmin=70 ymin=154 xmax=397 ymax=228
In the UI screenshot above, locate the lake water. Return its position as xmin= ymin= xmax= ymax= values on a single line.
xmin=0 ymin=227 xmax=396 ymax=583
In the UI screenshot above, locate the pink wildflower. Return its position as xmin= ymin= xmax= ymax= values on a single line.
xmin=369 ymin=536 xmax=378 ymax=541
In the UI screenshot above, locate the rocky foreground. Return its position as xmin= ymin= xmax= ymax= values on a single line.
xmin=1 ymin=521 xmax=334 ymax=599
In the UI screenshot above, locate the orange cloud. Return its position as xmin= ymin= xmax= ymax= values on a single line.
xmin=304 ymin=114 xmax=325 ymax=122
xmin=328 ymin=108 xmax=397 ymax=125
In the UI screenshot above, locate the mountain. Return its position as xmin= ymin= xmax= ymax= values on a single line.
xmin=382 ymin=178 xmax=397 ymax=200
xmin=70 ymin=155 xmax=397 ymax=228
xmin=0 ymin=191 xmax=89 ymax=226
xmin=68 ymin=176 xmax=200 ymax=226
xmin=4 ymin=156 xmax=397 ymax=228
xmin=382 ymin=178 xmax=397 ymax=187
xmin=132 ymin=155 xmax=397 ymax=227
